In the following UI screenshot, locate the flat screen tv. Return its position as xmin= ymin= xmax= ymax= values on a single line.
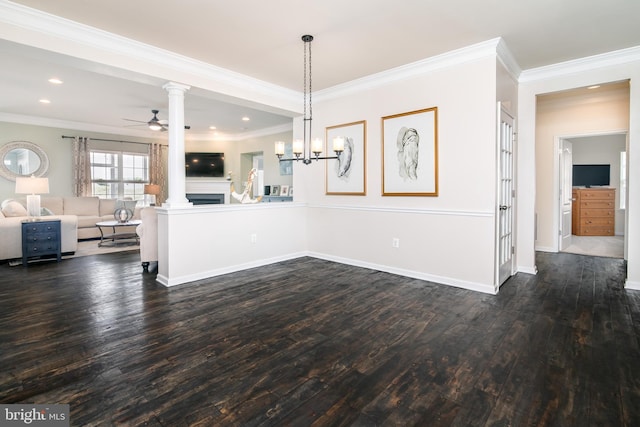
xmin=185 ymin=152 xmax=224 ymax=178
xmin=572 ymin=164 xmax=610 ymax=187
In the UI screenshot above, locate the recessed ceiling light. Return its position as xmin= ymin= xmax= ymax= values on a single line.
xmin=48 ymin=78 xmax=63 ymax=85
xmin=209 ymin=126 xmax=217 ymax=130
xmin=242 ymin=116 xmax=250 ymax=121
xmin=39 ymin=99 xmax=51 ymax=104
xmin=587 ymin=85 xmax=601 ymax=90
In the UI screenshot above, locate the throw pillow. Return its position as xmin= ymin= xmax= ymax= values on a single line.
xmin=1 ymin=199 xmax=27 ymax=217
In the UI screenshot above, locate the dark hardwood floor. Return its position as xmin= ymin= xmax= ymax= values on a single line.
xmin=0 ymin=251 xmax=638 ymax=426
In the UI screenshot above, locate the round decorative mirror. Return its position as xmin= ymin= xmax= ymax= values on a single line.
xmin=0 ymin=141 xmax=50 ymax=181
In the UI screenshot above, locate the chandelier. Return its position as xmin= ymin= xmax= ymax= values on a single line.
xmin=275 ymin=35 xmax=344 ymax=164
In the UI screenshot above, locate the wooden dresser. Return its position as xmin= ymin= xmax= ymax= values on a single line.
xmin=572 ymin=188 xmax=615 ymax=236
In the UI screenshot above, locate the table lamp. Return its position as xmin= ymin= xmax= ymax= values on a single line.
xmin=15 ymin=175 xmax=49 ymax=218
xmin=144 ymin=184 xmax=160 ymax=206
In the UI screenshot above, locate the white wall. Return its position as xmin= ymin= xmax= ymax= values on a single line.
xmin=0 ymin=121 xmax=161 ymax=200
xmin=157 ymin=203 xmax=307 ymax=286
xmin=158 ymin=50 xmax=511 ymax=293
xmin=296 ymin=55 xmax=500 ymax=293
xmin=0 ymin=121 xmax=292 ymax=203
xmin=518 ymin=53 xmax=640 ymax=290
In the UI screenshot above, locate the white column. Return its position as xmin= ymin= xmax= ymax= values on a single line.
xmin=162 ymin=82 xmax=192 ymax=208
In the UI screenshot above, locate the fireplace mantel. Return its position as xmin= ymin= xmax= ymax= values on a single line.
xmin=185 ymin=179 xmax=232 ymax=204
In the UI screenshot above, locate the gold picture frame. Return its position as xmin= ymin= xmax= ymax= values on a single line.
xmin=382 ymin=107 xmax=438 ymax=196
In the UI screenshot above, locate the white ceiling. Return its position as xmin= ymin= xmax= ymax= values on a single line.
xmin=1 ymin=0 xmax=639 ymax=140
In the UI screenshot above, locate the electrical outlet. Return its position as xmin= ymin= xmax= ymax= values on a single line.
xmin=250 ymin=233 xmax=257 ymax=244
xmin=392 ymin=238 xmax=400 ymax=248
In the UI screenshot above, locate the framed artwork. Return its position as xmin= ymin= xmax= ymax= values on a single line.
xmin=382 ymin=107 xmax=438 ymax=196
xmin=280 ymin=185 xmax=290 ymax=196
xmin=325 ymin=120 xmax=367 ymax=195
xmin=271 ymin=185 xmax=280 ymax=196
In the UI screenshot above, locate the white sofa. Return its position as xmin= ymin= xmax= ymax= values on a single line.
xmin=0 ymin=196 xmax=141 ymax=262
xmin=135 ymin=207 xmax=158 ymax=271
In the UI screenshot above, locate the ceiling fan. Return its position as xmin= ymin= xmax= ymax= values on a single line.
xmin=123 ymin=109 xmax=190 ymax=131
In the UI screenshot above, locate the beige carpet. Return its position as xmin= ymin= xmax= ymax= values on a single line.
xmin=8 ymin=240 xmax=138 ymax=266
xmin=66 ymin=239 xmax=139 ymax=258
xmin=562 ymin=235 xmax=624 ymax=258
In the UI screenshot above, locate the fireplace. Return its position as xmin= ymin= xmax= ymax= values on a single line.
xmin=185 ymin=179 xmax=231 ymax=204
xmin=186 ymin=193 xmax=224 ymax=205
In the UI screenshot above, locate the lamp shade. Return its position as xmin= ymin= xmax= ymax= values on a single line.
xmin=15 ymin=176 xmax=49 ymax=194
xmin=144 ymin=184 xmax=160 ymax=195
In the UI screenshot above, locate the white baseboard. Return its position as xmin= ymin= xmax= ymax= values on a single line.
xmin=517 ymin=265 xmax=538 ymax=275
xmin=308 ymin=251 xmax=497 ymax=295
xmin=625 ymin=279 xmax=640 ymax=291
xmin=156 ymin=251 xmax=497 ymax=295
xmin=156 ymin=252 xmax=307 ymax=287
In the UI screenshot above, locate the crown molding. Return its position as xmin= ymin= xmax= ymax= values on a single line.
xmin=496 ymin=38 xmax=521 ymax=81
xmin=0 ymin=112 xmax=163 ymax=138
xmin=316 ymin=38 xmax=505 ymax=102
xmin=519 ymin=45 xmax=640 ymax=83
xmin=0 ymin=111 xmax=293 ymax=143
xmin=0 ymin=1 xmax=300 ymax=112
xmin=187 ymin=122 xmax=293 ymax=142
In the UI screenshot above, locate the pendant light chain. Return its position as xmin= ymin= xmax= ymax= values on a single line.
xmin=307 ymin=37 xmax=312 ymax=123
xmin=274 ymin=35 xmax=343 ymax=164
xmin=304 ymin=35 xmax=312 ymax=160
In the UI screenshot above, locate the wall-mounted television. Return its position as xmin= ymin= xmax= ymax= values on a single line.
xmin=572 ymin=164 xmax=610 ymax=187
xmin=185 ymin=152 xmax=224 ymax=178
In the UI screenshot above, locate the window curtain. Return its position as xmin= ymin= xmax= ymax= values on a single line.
xmin=149 ymin=142 xmax=167 ymax=204
xmin=72 ymin=136 xmax=91 ymax=197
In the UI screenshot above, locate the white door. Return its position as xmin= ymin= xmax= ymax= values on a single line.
xmin=497 ymin=105 xmax=515 ymax=286
xmin=559 ymin=140 xmax=573 ymax=250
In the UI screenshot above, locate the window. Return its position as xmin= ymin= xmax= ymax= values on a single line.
xmin=620 ymin=151 xmax=627 ymax=209
xmin=90 ymin=150 xmax=149 ymax=200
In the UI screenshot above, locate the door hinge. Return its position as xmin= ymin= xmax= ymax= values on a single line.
xmin=511 ymin=246 xmax=515 ymax=255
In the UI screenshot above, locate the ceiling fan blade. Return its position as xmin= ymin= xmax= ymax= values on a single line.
xmin=122 ymin=110 xmax=190 ymax=131
xmin=156 ymin=123 xmax=191 ymax=130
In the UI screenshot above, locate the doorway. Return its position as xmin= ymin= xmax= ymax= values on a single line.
xmin=535 ymin=80 xmax=629 ymax=260
xmin=240 ymin=151 xmax=265 ymax=198
xmin=556 ymin=133 xmax=626 ymax=258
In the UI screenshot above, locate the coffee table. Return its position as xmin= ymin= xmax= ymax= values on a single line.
xmin=96 ymin=220 xmax=142 ymax=247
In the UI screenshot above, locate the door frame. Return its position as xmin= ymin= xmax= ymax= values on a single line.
xmin=558 ymin=138 xmax=573 ymax=251
xmin=552 ymin=130 xmax=628 ymax=252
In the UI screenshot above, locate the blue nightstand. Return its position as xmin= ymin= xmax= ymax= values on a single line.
xmin=21 ymin=219 xmax=62 ymax=266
